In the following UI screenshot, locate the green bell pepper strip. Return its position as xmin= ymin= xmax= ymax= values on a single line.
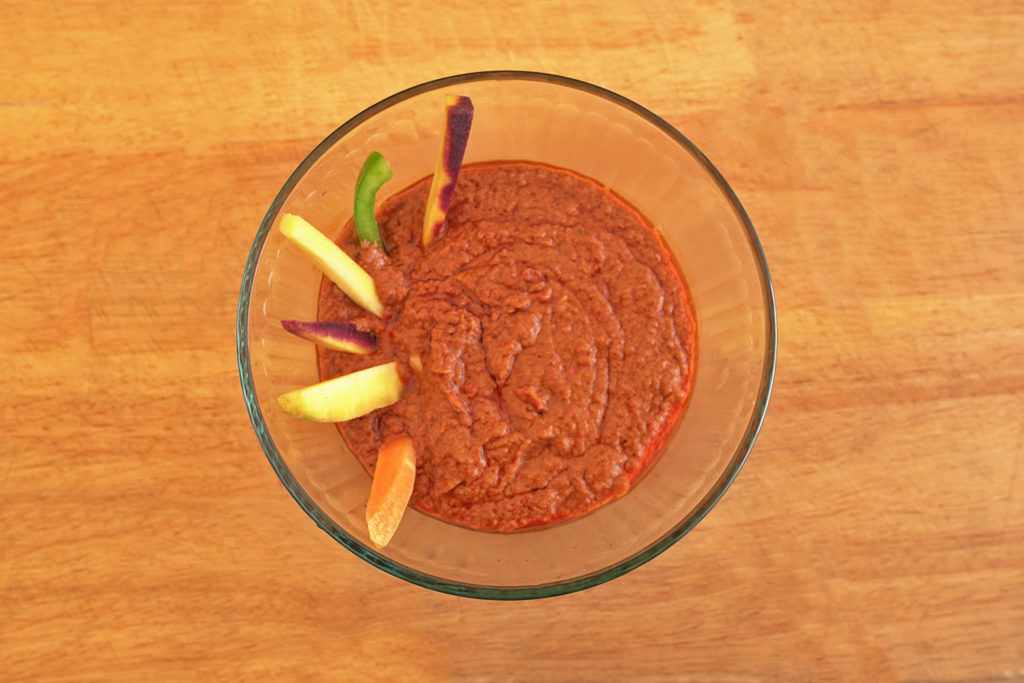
xmin=354 ymin=151 xmax=393 ymax=249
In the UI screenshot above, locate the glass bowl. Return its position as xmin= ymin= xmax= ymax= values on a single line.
xmin=237 ymin=71 xmax=776 ymax=599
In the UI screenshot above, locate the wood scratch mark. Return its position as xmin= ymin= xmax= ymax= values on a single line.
xmin=821 ymin=96 xmax=1024 ymax=113
xmin=0 ymin=100 xmax=62 ymax=108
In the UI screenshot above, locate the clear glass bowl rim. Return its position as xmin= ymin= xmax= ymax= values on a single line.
xmin=236 ymin=70 xmax=777 ymax=600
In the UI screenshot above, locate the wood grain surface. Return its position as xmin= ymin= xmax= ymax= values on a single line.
xmin=2 ymin=1 xmax=1022 ymax=681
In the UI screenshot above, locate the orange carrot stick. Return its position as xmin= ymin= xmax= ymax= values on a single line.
xmin=366 ymin=435 xmax=417 ymax=547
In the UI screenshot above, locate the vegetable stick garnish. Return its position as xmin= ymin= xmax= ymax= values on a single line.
xmin=366 ymin=435 xmax=417 ymax=547
xmin=354 ymin=151 xmax=393 ymax=250
xmin=277 ymin=362 xmax=404 ymax=422
xmin=422 ymin=95 xmax=474 ymax=246
xmin=279 ymin=213 xmax=384 ymax=317
xmin=281 ymin=320 xmax=376 ymax=355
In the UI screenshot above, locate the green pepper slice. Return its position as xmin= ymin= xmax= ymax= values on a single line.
xmin=354 ymin=151 xmax=393 ymax=249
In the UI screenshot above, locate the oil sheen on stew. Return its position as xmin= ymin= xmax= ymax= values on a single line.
xmin=317 ymin=161 xmax=695 ymax=531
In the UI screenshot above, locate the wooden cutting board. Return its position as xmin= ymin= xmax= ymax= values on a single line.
xmin=2 ymin=1 xmax=1021 ymax=680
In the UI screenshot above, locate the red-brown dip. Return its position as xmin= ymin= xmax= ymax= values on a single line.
xmin=318 ymin=162 xmax=695 ymax=531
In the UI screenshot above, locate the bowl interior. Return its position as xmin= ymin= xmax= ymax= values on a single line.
xmin=238 ymin=72 xmax=775 ymax=598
